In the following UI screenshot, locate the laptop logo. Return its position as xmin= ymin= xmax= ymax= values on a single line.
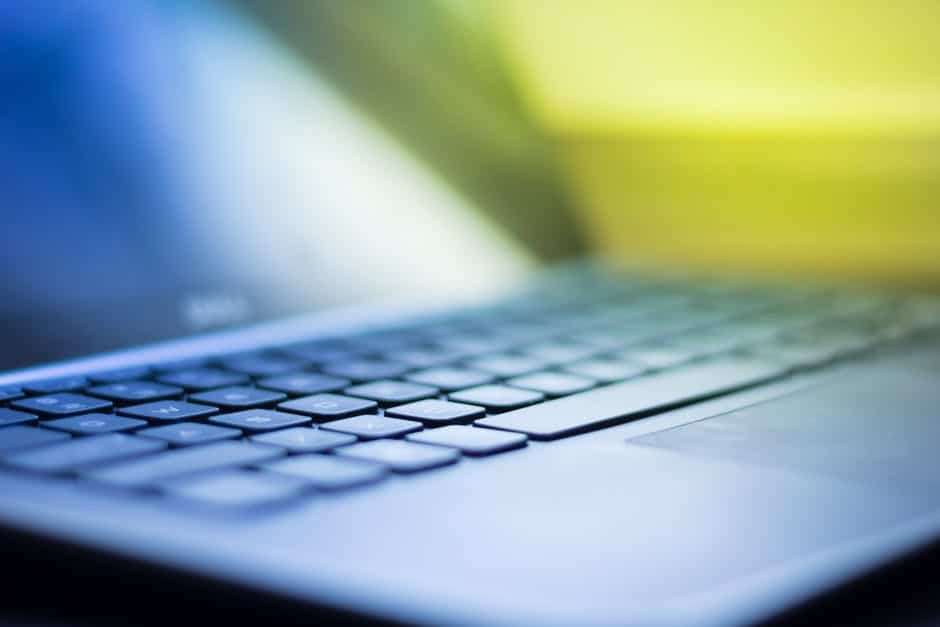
xmin=180 ymin=291 xmax=252 ymax=331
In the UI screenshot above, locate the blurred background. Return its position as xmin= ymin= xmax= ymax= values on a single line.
xmin=1 ymin=0 xmax=939 ymax=369
xmin=492 ymin=1 xmax=940 ymax=285
xmin=243 ymin=0 xmax=940 ymax=285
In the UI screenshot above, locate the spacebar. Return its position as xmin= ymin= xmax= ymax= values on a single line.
xmin=474 ymin=357 xmax=785 ymax=440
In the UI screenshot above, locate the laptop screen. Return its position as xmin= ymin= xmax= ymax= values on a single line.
xmin=0 ymin=0 xmax=537 ymax=371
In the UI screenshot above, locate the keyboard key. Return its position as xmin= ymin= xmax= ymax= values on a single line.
xmin=161 ymin=469 xmax=308 ymax=509
xmin=321 ymin=414 xmax=422 ymax=439
xmin=218 ymin=354 xmax=307 ymax=377
xmin=567 ymin=330 xmax=631 ymax=351
xmin=189 ymin=386 xmax=286 ymax=410
xmin=612 ymin=345 xmax=699 ymax=370
xmin=157 ymin=368 xmax=249 ymax=391
xmin=475 ymin=357 xmax=784 ymax=440
xmin=750 ymin=340 xmax=842 ymax=369
xmin=250 ymin=427 xmax=356 ymax=453
xmin=505 ymin=372 xmax=596 ymax=397
xmin=119 ymin=400 xmax=218 ymax=422
xmin=405 ymin=367 xmax=495 ymax=392
xmin=278 ymin=394 xmax=378 ymax=420
xmin=464 ymin=355 xmax=547 ymax=378
xmin=667 ymin=330 xmax=753 ymax=355
xmin=0 ymin=386 xmax=25 ymax=402
xmin=21 ymin=376 xmax=89 ymax=395
xmin=86 ymin=381 xmax=183 ymax=403
xmin=335 ymin=439 xmax=459 ymax=473
xmin=261 ymin=454 xmax=385 ymax=490
xmin=257 ymin=373 xmax=350 ymax=396
xmin=436 ymin=334 xmax=514 ymax=356
xmin=83 ymin=441 xmax=283 ymax=488
xmin=5 ymin=434 xmax=165 ymax=474
xmin=449 ymin=385 xmax=544 ymax=412
xmin=581 ymin=322 xmax=675 ymax=348
xmin=12 ymin=393 xmax=113 ymax=417
xmin=209 ymin=409 xmax=310 ymax=432
xmin=277 ymin=340 xmax=360 ymax=365
xmin=43 ymin=413 xmax=146 ymax=435
xmin=562 ymin=359 xmax=645 ymax=383
xmin=0 ymin=426 xmax=70 ymax=453
xmin=0 ymin=408 xmax=36 ymax=427
xmin=386 ymin=399 xmax=485 ymax=425
xmin=346 ymin=331 xmax=422 ymax=353
xmin=343 ymin=380 xmax=438 ymax=405
xmin=383 ymin=348 xmax=465 ymax=369
xmin=519 ymin=341 xmax=598 ymax=365
xmin=406 ymin=425 xmax=527 ymax=456
xmin=87 ymin=366 xmax=152 ymax=384
xmin=320 ymin=360 xmax=411 ymax=382
xmin=139 ymin=422 xmax=241 ymax=446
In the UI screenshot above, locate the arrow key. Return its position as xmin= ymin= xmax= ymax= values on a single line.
xmin=119 ymin=400 xmax=218 ymax=422
xmin=210 ymin=409 xmax=310 ymax=432
xmin=138 ymin=421 xmax=241 ymax=446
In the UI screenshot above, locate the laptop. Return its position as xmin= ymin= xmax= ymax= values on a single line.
xmin=2 ymin=2 xmax=939 ymax=626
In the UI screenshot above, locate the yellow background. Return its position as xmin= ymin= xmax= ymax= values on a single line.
xmin=491 ymin=1 xmax=940 ymax=285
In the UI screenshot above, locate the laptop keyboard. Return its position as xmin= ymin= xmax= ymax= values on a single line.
xmin=1 ymin=268 xmax=938 ymax=511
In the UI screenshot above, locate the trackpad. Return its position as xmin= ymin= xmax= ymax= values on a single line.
xmin=630 ymin=360 xmax=940 ymax=490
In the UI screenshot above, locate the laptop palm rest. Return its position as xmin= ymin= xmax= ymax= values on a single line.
xmin=568 ymin=355 xmax=940 ymax=620
xmin=629 ymin=358 xmax=940 ymax=491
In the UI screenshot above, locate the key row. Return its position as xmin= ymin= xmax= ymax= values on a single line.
xmin=3 ymin=348 xmax=691 ymax=419
xmin=4 ymin=302 xmax=908 ymax=409
xmin=10 ymin=271 xmax=936 ymax=393
xmin=3 ymin=305 xmax=923 ymax=440
xmin=2 ymin=396 xmax=504 ymax=438
xmin=0 ymin=424 xmax=529 ymax=508
xmin=2 ymin=289 xmax=855 ymax=400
